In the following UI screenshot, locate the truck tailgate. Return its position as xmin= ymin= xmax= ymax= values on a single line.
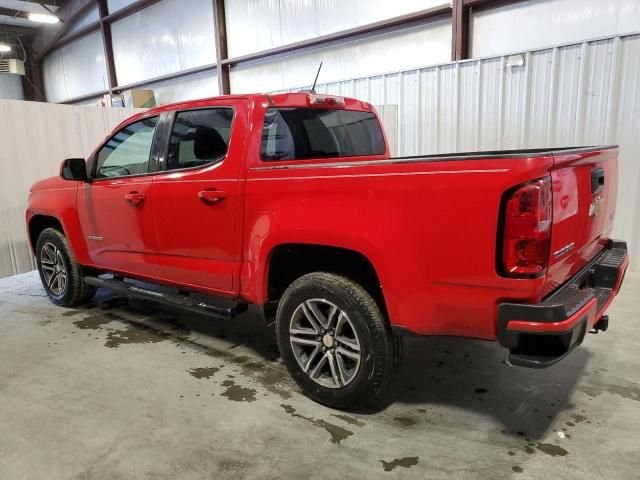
xmin=543 ymin=146 xmax=619 ymax=297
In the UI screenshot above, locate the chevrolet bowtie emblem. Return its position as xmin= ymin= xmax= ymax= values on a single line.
xmin=589 ymin=196 xmax=603 ymax=217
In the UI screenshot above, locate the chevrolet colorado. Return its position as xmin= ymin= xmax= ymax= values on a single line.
xmin=27 ymin=93 xmax=628 ymax=407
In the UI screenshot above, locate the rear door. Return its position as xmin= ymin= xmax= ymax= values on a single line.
xmin=150 ymin=104 xmax=245 ymax=295
xmin=544 ymin=146 xmax=619 ymax=296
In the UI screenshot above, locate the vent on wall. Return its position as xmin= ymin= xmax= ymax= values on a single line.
xmin=0 ymin=59 xmax=25 ymax=76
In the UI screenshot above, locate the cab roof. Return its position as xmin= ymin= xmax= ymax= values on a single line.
xmin=113 ymin=92 xmax=373 ymax=132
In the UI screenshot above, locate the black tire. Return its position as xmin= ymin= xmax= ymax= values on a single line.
xmin=35 ymin=228 xmax=96 ymax=307
xmin=276 ymin=272 xmax=402 ymax=409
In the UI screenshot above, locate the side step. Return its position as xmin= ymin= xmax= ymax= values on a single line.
xmin=84 ymin=276 xmax=247 ymax=320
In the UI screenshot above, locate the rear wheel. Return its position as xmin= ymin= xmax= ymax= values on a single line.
xmin=276 ymin=272 xmax=401 ymax=408
xmin=36 ymin=228 xmax=96 ymax=307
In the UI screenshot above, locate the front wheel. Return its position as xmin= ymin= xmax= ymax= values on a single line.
xmin=276 ymin=272 xmax=401 ymax=409
xmin=36 ymin=228 xmax=96 ymax=307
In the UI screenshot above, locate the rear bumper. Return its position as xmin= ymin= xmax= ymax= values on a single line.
xmin=497 ymin=239 xmax=629 ymax=368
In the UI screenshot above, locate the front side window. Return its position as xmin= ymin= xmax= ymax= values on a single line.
xmin=166 ymin=108 xmax=234 ymax=171
xmin=95 ymin=116 xmax=158 ymax=179
xmin=260 ymin=108 xmax=385 ymax=161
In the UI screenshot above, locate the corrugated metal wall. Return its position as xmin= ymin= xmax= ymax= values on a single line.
xmin=308 ymin=33 xmax=640 ymax=271
xmin=0 ymin=73 xmax=24 ymax=100
xmin=0 ymin=101 xmax=144 ymax=279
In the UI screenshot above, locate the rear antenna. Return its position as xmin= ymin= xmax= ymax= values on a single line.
xmin=310 ymin=62 xmax=323 ymax=93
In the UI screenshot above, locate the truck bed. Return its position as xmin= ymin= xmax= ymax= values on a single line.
xmin=253 ymin=146 xmax=618 ymax=170
xmin=247 ymin=144 xmax=619 ymax=339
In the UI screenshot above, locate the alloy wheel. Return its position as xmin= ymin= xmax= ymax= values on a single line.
xmin=40 ymin=242 xmax=68 ymax=296
xmin=289 ymin=298 xmax=361 ymax=389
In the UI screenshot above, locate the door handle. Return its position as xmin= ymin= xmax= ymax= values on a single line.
xmin=198 ymin=189 xmax=227 ymax=204
xmin=124 ymin=191 xmax=145 ymax=205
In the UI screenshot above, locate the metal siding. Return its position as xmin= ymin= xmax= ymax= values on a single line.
xmin=478 ymin=58 xmax=502 ymax=151
xmin=458 ymin=62 xmax=480 ymax=152
xmin=527 ymin=49 xmax=554 ymax=148
xmin=305 ymin=33 xmax=640 ymax=271
xmin=400 ymin=70 xmax=419 ymax=155
xmin=553 ymin=44 xmax=582 ymax=145
xmin=616 ymin=36 xmax=640 ymax=264
xmin=0 ymin=73 xmax=24 ymax=100
xmin=419 ymin=67 xmax=439 ymax=154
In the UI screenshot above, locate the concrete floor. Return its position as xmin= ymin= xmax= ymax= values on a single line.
xmin=0 ymin=272 xmax=638 ymax=480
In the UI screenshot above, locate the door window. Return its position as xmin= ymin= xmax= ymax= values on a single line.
xmin=95 ymin=116 xmax=159 ymax=179
xmin=166 ymin=108 xmax=234 ymax=171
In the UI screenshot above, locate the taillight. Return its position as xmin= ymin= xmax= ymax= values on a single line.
xmin=500 ymin=177 xmax=552 ymax=277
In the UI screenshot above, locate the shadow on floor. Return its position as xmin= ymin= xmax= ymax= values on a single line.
xmin=376 ymin=335 xmax=589 ymax=439
xmin=70 ymin=288 xmax=588 ymax=440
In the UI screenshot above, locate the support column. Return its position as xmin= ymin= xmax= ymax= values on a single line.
xmin=213 ymin=0 xmax=230 ymax=95
xmin=452 ymin=0 xmax=470 ymax=61
xmin=98 ymin=0 xmax=118 ymax=92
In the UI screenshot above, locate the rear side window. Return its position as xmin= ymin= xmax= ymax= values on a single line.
xmin=260 ymin=108 xmax=385 ymax=161
xmin=167 ymin=108 xmax=233 ymax=171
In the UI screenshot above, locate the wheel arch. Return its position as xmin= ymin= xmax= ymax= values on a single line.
xmin=28 ymin=214 xmax=65 ymax=254
xmin=264 ymin=243 xmax=389 ymax=323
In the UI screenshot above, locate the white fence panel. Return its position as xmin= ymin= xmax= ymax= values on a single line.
xmin=0 ymin=102 xmax=143 ymax=279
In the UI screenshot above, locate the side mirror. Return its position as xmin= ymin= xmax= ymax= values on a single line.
xmin=60 ymin=158 xmax=89 ymax=182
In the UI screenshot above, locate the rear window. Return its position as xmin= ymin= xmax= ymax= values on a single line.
xmin=260 ymin=107 xmax=385 ymax=161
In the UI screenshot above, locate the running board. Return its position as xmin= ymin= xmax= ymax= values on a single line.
xmin=84 ymin=276 xmax=246 ymax=320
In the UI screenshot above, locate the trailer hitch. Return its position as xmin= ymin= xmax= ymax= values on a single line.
xmin=589 ymin=315 xmax=609 ymax=334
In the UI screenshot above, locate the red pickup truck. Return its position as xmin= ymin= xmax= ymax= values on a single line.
xmin=27 ymin=93 xmax=628 ymax=408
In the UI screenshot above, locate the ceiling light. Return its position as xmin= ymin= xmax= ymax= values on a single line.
xmin=0 ymin=44 xmax=11 ymax=53
xmin=28 ymin=12 xmax=60 ymax=24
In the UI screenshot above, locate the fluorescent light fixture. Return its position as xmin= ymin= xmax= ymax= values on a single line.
xmin=28 ymin=12 xmax=60 ymax=24
xmin=0 ymin=44 xmax=11 ymax=53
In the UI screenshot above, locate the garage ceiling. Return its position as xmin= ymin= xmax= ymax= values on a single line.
xmin=0 ymin=0 xmax=61 ymax=39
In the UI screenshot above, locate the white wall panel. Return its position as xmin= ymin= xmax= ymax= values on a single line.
xmin=111 ymin=0 xmax=216 ymax=86
xmin=0 ymin=73 xmax=24 ymax=100
xmin=42 ymin=48 xmax=66 ymax=102
xmin=42 ymin=31 xmax=108 ymax=103
xmin=107 ymin=0 xmax=137 ymax=14
xmin=131 ymin=71 xmax=219 ymax=106
xmin=0 ymin=101 xmax=143 ymax=279
xmin=225 ymin=0 xmax=448 ymax=57
xmin=300 ymin=33 xmax=640 ymax=271
xmin=230 ymin=19 xmax=452 ymax=93
xmin=471 ymin=0 xmax=640 ymax=58
xmin=62 ymin=31 xmax=108 ymax=100
xmin=62 ymin=5 xmax=100 ymax=38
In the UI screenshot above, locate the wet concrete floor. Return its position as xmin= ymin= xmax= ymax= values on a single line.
xmin=0 ymin=271 xmax=638 ymax=479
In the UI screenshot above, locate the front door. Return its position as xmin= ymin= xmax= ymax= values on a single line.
xmin=77 ymin=115 xmax=163 ymax=279
xmin=151 ymin=105 xmax=243 ymax=295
